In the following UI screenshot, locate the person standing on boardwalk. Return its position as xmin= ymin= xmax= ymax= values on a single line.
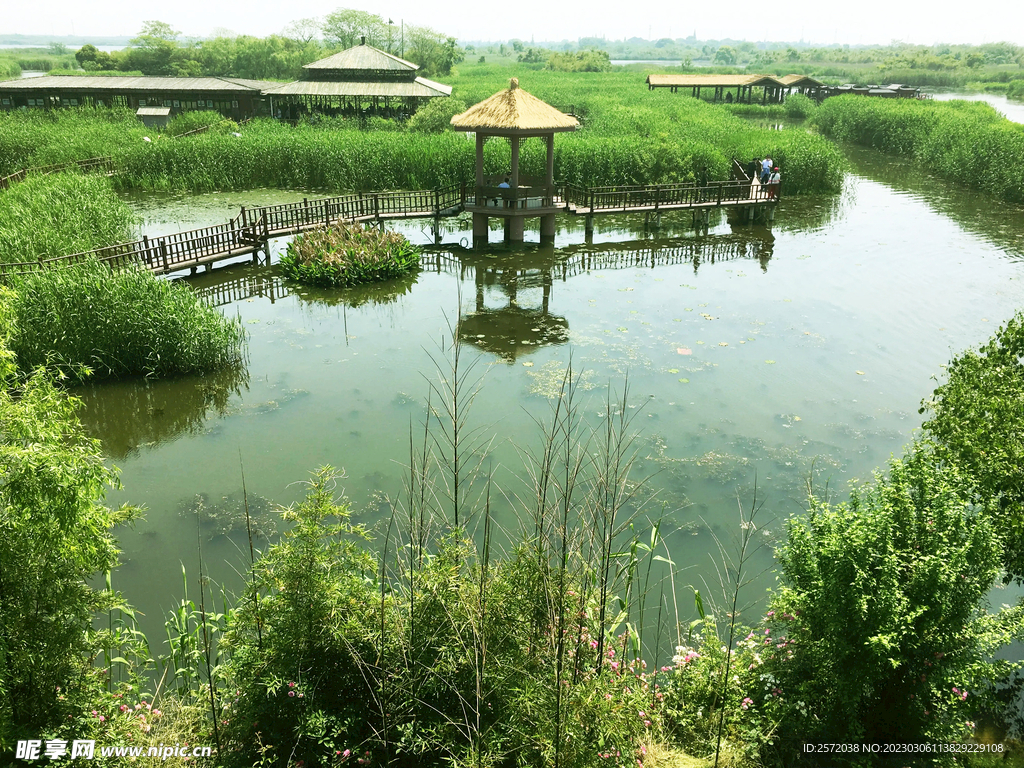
xmin=761 ymin=156 xmax=773 ymax=184
xmin=748 ymin=156 xmax=761 ymax=182
xmin=767 ymin=166 xmax=781 ymax=198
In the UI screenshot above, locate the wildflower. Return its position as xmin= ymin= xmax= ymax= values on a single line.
xmin=644 ymin=720 xmax=651 ymax=727
xmin=605 ymin=694 xmax=613 ymax=701
xmin=289 ymin=682 xmax=296 ymax=688
xmin=590 ymin=640 xmax=599 ymax=649
xmin=289 ymin=691 xmax=296 ymax=697
xmin=766 ymin=610 xmax=775 ymax=617
xmin=638 ymin=710 xmax=646 ymax=718
xmin=153 ymin=709 xmax=162 ymax=717
xmin=98 ymin=715 xmax=105 ymax=723
xmin=611 ymin=661 xmax=620 ymax=671
xmin=741 ymin=697 xmax=753 ymax=710
xmin=608 ymin=649 xmax=615 ymax=658
xmin=343 ymin=749 xmax=351 ymax=758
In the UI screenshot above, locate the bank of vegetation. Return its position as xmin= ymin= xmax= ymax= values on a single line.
xmin=0 ymin=74 xmax=846 ymax=196
xmin=3 ymin=300 xmax=1024 ymax=765
xmin=813 ymin=95 xmax=1024 ymax=204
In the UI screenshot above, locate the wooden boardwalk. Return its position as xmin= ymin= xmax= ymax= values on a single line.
xmin=0 ymin=167 xmax=778 ymax=278
xmin=195 ymin=235 xmax=772 ymax=306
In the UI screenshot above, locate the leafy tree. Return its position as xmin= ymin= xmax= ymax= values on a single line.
xmin=713 ymin=45 xmax=737 ymax=65
xmin=322 ymin=8 xmax=386 ymax=49
xmin=122 ymin=20 xmax=182 ymax=75
xmin=769 ymin=447 xmax=1021 ymax=747
xmin=407 ymin=98 xmax=466 ymax=133
xmin=921 ymin=312 xmax=1024 ymax=581
xmin=0 ymin=290 xmax=139 ymax=746
xmin=405 ymin=26 xmax=464 ymax=76
xmin=283 ymin=17 xmax=322 ymax=44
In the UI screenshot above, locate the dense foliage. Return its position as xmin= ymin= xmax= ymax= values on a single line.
xmin=280 ymin=222 xmax=420 ymax=287
xmin=0 ymin=70 xmax=845 ymax=195
xmin=0 ymin=292 xmax=139 ymax=749
xmin=813 ymin=96 xmax=1024 ymax=204
xmin=921 ymin=311 xmax=1024 ymax=582
xmin=0 ymin=173 xmax=138 ymax=262
xmin=6 ymin=261 xmax=246 ymax=380
xmin=768 ymin=449 xmax=1017 ymax=747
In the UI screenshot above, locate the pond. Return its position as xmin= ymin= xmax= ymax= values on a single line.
xmin=80 ymin=145 xmax=1024 ymax=649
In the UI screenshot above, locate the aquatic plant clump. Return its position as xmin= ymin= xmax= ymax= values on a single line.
xmin=279 ymin=221 xmax=420 ymax=288
xmin=0 ymin=173 xmax=138 ymax=263
xmin=6 ymin=260 xmax=246 ymax=380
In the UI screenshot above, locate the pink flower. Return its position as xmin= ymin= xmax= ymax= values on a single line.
xmin=611 ymin=661 xmax=620 ymax=671
xmin=590 ymin=640 xmax=599 ymax=649
xmin=289 ymin=682 xmax=296 ymax=688
xmin=98 ymin=715 xmax=105 ymax=722
xmin=608 ymin=649 xmax=615 ymax=658
xmin=638 ymin=710 xmax=646 ymax=718
xmin=342 ymin=750 xmax=351 ymax=759
xmin=741 ymin=697 xmax=753 ymax=710
xmin=289 ymin=691 xmax=296 ymax=697
xmin=644 ymin=720 xmax=651 ymax=727
xmin=605 ymin=693 xmax=613 ymax=701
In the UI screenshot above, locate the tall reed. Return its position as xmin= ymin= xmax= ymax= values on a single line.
xmin=7 ymin=260 xmax=246 ymax=380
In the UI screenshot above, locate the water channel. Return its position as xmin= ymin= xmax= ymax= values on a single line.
xmin=75 ymin=143 xmax=1024 ymax=648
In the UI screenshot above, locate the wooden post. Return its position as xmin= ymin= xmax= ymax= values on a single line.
xmin=373 ymin=194 xmax=379 ymax=221
xmin=303 ymin=197 xmax=309 ymax=225
xmin=717 ymin=183 xmax=723 ymax=205
xmin=159 ymin=239 xmax=169 ymax=272
xmin=143 ymin=235 xmax=151 ymax=268
xmin=240 ymin=205 xmax=247 ymax=228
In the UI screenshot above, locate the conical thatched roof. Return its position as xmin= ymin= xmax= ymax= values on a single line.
xmin=304 ymin=43 xmax=418 ymax=74
xmin=450 ymin=78 xmax=578 ymax=133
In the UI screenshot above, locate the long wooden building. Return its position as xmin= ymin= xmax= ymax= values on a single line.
xmin=0 ymin=76 xmax=276 ymax=119
xmin=0 ymin=40 xmax=452 ymax=120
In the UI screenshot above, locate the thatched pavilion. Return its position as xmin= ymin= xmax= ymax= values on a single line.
xmin=451 ymin=78 xmax=578 ymax=244
xmin=263 ymin=39 xmax=452 ymax=119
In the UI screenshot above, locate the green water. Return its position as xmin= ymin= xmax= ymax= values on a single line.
xmin=79 ymin=148 xmax=1024 ymax=646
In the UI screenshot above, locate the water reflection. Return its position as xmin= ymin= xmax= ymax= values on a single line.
xmin=73 ymin=363 xmax=249 ymax=460
xmin=457 ymin=249 xmax=570 ymax=363
xmin=841 ymin=144 xmax=1024 ymax=260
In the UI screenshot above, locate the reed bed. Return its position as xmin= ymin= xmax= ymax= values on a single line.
xmin=0 ymin=68 xmax=846 ymax=195
xmin=6 ymin=260 xmax=246 ymax=380
xmin=813 ymin=95 xmax=1024 ymax=204
xmin=0 ymin=173 xmax=138 ymax=263
xmin=280 ymin=221 xmax=420 ymax=287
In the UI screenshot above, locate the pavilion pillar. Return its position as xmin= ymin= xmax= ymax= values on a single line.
xmin=509 ymin=216 xmax=524 ymax=242
xmin=511 ymin=135 xmax=520 ymax=188
xmin=546 ymin=133 xmax=555 ymax=187
xmin=474 ymin=213 xmax=488 ymax=240
xmin=475 ymin=132 xmax=485 ymax=188
xmin=541 ymin=214 xmax=556 ymax=240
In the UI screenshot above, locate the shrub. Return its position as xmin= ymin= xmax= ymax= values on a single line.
xmin=766 ymin=447 xmax=1020 ymax=749
xmin=783 ymin=92 xmax=816 ymax=119
xmin=407 ymin=97 xmax=468 ymax=133
xmin=279 ymin=222 xmax=420 ymax=288
xmin=6 ymin=260 xmax=246 ymax=380
xmin=921 ymin=311 xmax=1024 ymax=581
xmin=1008 ymin=79 xmax=1024 ymax=101
xmin=0 ymin=291 xmax=140 ymax=747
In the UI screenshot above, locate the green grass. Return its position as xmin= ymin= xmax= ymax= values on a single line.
xmin=813 ymin=95 xmax=1024 ymax=204
xmin=0 ymin=173 xmax=138 ymax=262
xmin=5 ymin=260 xmax=246 ymax=380
xmin=0 ymin=70 xmax=846 ymax=195
xmin=280 ymin=221 xmax=420 ymax=287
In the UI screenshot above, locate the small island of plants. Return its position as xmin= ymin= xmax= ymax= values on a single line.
xmin=279 ymin=221 xmax=421 ymax=288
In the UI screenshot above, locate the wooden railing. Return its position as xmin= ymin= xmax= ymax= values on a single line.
xmin=0 ymin=155 xmax=115 ymax=191
xmin=0 ymin=175 xmax=778 ymax=279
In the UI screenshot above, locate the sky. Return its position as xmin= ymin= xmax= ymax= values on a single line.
xmin=3 ymin=0 xmax=1023 ymax=47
